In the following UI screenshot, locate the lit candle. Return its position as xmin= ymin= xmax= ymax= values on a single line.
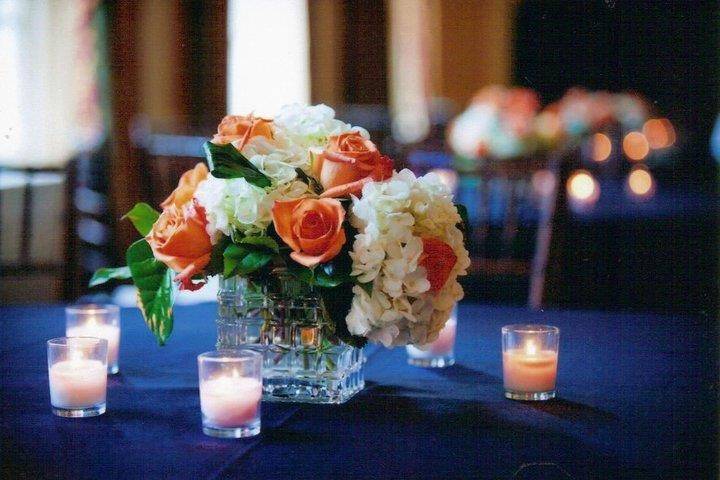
xmin=67 ymin=322 xmax=119 ymax=371
xmin=501 ymin=325 xmax=559 ymax=401
xmin=66 ymin=304 xmax=120 ymax=374
xmin=47 ymin=337 xmax=108 ymax=417
xmin=49 ymin=358 xmax=107 ymax=409
xmin=407 ymin=305 xmax=458 ymax=368
xmin=427 ymin=318 xmax=457 ymax=356
xmin=197 ymin=349 xmax=263 ymax=438
xmin=200 ymin=373 xmax=263 ymax=428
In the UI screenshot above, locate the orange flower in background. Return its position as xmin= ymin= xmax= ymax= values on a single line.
xmin=313 ymin=132 xmax=393 ymax=198
xmin=272 ymin=198 xmax=346 ymax=268
xmin=147 ymin=202 xmax=213 ymax=290
xmin=160 ymin=163 xmax=209 ymax=210
xmin=211 ymin=114 xmax=274 ymax=151
xmin=419 ymin=237 xmax=458 ymax=294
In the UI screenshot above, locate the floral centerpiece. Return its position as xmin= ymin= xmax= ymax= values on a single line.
xmin=92 ymin=104 xmax=470 ymax=403
xmin=447 ymin=85 xmax=541 ymax=168
xmin=538 ymin=88 xmax=651 ymax=142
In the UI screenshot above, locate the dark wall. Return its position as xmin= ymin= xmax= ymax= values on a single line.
xmin=514 ymin=0 xmax=719 ymax=188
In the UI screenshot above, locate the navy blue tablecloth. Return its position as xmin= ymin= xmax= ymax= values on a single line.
xmin=1 ymin=303 xmax=716 ymax=479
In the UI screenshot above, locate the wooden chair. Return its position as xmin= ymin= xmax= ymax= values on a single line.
xmin=0 ymin=165 xmax=71 ymax=302
xmin=133 ymin=125 xmax=208 ymax=207
xmin=63 ymin=143 xmax=118 ymax=300
xmin=407 ymin=145 xmax=574 ymax=309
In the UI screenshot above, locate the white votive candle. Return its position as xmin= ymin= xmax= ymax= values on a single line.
xmin=66 ymin=304 xmax=121 ymax=374
xmin=501 ymin=325 xmax=559 ymax=401
xmin=200 ymin=375 xmax=263 ymax=428
xmin=428 ymin=318 xmax=457 ymax=355
xmin=407 ymin=305 xmax=458 ymax=368
xmin=49 ymin=359 xmax=108 ymax=409
xmin=47 ymin=337 xmax=108 ymax=417
xmin=197 ymin=349 xmax=263 ymax=438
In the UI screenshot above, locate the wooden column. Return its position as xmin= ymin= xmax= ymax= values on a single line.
xmin=106 ymin=0 xmax=142 ymax=252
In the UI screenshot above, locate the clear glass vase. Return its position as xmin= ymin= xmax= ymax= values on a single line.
xmin=216 ymin=271 xmax=365 ymax=404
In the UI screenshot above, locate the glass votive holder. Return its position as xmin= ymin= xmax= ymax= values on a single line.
xmin=66 ymin=304 xmax=121 ymax=374
xmin=502 ymin=324 xmax=559 ymax=401
xmin=406 ymin=304 xmax=458 ymax=368
xmin=47 ymin=337 xmax=108 ymax=417
xmin=198 ymin=349 xmax=263 ymax=438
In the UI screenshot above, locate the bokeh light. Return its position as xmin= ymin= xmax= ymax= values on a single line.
xmin=623 ymin=131 xmax=650 ymax=161
xmin=642 ymin=118 xmax=676 ymax=149
xmin=591 ymin=133 xmax=612 ymax=162
xmin=567 ymin=170 xmax=600 ymax=205
xmin=626 ymin=166 xmax=655 ymax=199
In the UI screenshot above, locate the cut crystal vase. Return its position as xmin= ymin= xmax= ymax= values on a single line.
xmin=216 ymin=271 xmax=365 ymax=404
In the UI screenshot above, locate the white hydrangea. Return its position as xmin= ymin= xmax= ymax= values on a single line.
xmin=194 ymin=175 xmax=273 ymax=240
xmin=346 ymin=169 xmax=471 ymax=347
xmin=273 ymin=103 xmax=368 ymax=151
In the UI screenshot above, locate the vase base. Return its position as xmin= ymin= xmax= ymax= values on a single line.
xmin=407 ymin=354 xmax=455 ymax=368
xmin=263 ymin=366 xmax=365 ymax=404
xmin=504 ymin=389 xmax=556 ymax=401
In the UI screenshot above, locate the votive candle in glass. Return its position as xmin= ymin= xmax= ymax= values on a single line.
xmin=502 ymin=324 xmax=559 ymax=401
xmin=66 ymin=304 xmax=121 ymax=374
xmin=406 ymin=304 xmax=458 ymax=368
xmin=198 ymin=349 xmax=263 ymax=438
xmin=47 ymin=337 xmax=108 ymax=417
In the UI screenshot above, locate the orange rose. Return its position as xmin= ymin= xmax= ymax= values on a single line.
xmin=313 ymin=132 xmax=393 ymax=198
xmin=147 ymin=202 xmax=213 ymax=290
xmin=272 ymin=198 xmax=346 ymax=268
xmin=211 ymin=114 xmax=273 ymax=151
xmin=160 ymin=163 xmax=208 ymax=210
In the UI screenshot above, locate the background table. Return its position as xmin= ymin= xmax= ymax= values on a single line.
xmin=1 ymin=303 xmax=716 ymax=479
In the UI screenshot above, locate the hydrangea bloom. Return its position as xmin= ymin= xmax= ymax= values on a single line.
xmin=346 ymin=169 xmax=471 ymax=347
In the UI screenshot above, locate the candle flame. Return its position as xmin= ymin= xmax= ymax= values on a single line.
xmin=69 ymin=349 xmax=85 ymax=361
xmin=525 ymin=340 xmax=538 ymax=356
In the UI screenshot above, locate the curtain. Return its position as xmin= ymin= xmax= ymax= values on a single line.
xmin=0 ymin=0 xmax=102 ymax=168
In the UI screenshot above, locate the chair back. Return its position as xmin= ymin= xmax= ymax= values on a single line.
xmin=64 ymin=143 xmax=117 ymax=300
xmin=0 ymin=165 xmax=70 ymax=302
xmin=135 ymin=130 xmax=207 ymax=207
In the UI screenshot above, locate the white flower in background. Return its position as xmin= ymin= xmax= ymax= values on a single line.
xmin=448 ymin=104 xmax=495 ymax=158
xmin=346 ymin=169 xmax=470 ymax=347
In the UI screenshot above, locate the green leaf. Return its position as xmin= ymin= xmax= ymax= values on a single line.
xmin=88 ymin=266 xmax=132 ymax=287
xmin=286 ymin=261 xmax=315 ymax=284
xmin=207 ymin=236 xmax=232 ymax=276
xmin=203 ymin=141 xmax=271 ymax=187
xmin=294 ymin=167 xmax=323 ymax=194
xmin=126 ymin=239 xmax=174 ymax=345
xmin=239 ymin=236 xmax=280 ymax=253
xmin=357 ymin=280 xmax=373 ymax=297
xmin=123 ymin=203 xmax=160 ymax=236
xmin=223 ymin=243 xmax=273 ymax=277
xmin=455 ymin=203 xmax=472 ymax=247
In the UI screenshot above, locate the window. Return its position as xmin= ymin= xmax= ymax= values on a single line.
xmin=0 ymin=0 xmax=101 ymax=168
xmin=227 ymin=0 xmax=310 ymax=117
